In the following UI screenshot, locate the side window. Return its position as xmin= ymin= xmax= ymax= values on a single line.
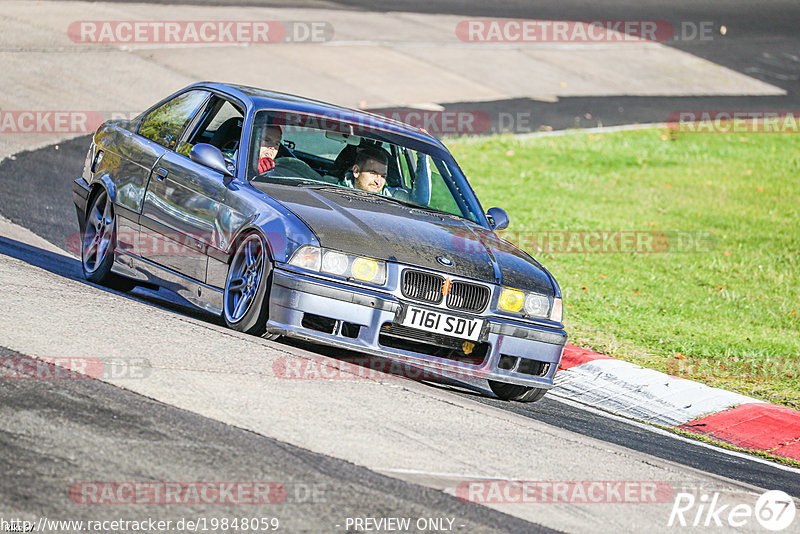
xmin=178 ymin=98 xmax=244 ymax=158
xmin=138 ymin=90 xmax=209 ymax=150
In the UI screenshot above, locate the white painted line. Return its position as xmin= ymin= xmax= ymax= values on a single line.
xmin=324 ymin=40 xmax=662 ymax=51
xmin=445 ymin=122 xmax=668 ymax=143
xmin=377 ymin=468 xmax=502 ymax=480
xmin=517 ymin=122 xmax=668 ymax=137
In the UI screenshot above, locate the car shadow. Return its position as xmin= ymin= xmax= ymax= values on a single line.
xmin=278 ymin=336 xmax=487 ymax=395
xmin=0 ymin=235 xmax=223 ymax=326
xmin=0 ymin=234 xmax=485 ymax=397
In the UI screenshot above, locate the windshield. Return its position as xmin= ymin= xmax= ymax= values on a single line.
xmin=246 ymin=110 xmax=485 ymax=225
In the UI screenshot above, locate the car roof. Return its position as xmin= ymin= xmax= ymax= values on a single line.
xmin=189 ymin=81 xmax=447 ymax=150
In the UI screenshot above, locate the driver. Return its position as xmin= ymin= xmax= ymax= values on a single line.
xmin=341 ymin=146 xmax=389 ymax=194
xmin=257 ymin=124 xmax=283 ymax=173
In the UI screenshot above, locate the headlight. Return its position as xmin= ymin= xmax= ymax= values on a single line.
xmin=288 ymin=246 xmax=387 ymax=285
xmin=498 ymin=287 xmax=561 ymax=321
xmin=524 ymin=293 xmax=549 ymax=317
xmin=352 ymin=257 xmax=385 ymax=284
xmin=498 ymin=288 xmax=525 ymax=313
xmin=321 ymin=250 xmax=348 ymax=275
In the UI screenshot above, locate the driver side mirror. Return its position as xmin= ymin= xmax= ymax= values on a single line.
xmin=487 ymin=207 xmax=510 ymax=231
xmin=190 ymin=143 xmax=234 ymax=178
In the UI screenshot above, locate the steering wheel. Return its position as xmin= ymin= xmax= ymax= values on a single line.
xmin=279 ymin=141 xmax=302 ymax=160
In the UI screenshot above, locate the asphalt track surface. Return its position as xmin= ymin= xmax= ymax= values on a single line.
xmin=63 ymin=0 xmax=800 ymax=132
xmin=5 ymin=1 xmax=800 ymax=529
xmin=0 ymin=346 xmax=553 ymax=533
xmin=1 ymin=135 xmax=798 ymax=513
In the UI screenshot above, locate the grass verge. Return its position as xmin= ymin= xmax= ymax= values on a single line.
xmin=447 ymin=128 xmax=800 ymax=409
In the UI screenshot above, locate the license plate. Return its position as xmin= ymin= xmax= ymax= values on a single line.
xmin=400 ymin=305 xmax=484 ymax=341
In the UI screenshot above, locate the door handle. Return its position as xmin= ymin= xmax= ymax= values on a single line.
xmin=155 ymin=168 xmax=168 ymax=181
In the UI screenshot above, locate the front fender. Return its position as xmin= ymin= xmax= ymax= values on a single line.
xmin=229 ymin=182 xmax=319 ymax=264
xmin=205 ymin=184 xmax=319 ymax=289
xmin=235 ymin=209 xmax=319 ymax=265
xmin=87 ymin=172 xmax=117 ymax=208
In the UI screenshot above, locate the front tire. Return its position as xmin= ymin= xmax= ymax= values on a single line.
xmin=489 ymin=380 xmax=548 ymax=403
xmin=81 ymin=189 xmax=135 ymax=292
xmin=223 ymin=232 xmax=272 ymax=335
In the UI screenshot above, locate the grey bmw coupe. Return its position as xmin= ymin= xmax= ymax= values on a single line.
xmin=72 ymin=82 xmax=566 ymax=402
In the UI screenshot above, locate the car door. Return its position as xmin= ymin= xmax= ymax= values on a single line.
xmin=104 ymin=126 xmax=169 ymax=256
xmin=139 ymin=95 xmax=246 ymax=282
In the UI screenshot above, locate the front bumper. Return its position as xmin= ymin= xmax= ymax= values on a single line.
xmin=267 ymin=267 xmax=566 ymax=396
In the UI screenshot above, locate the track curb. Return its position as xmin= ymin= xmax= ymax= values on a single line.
xmin=554 ymin=344 xmax=800 ymax=462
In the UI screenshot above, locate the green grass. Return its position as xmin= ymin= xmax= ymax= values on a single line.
xmin=447 ymin=129 xmax=800 ymax=409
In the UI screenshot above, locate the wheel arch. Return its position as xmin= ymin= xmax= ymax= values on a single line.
xmin=84 ymin=176 xmax=117 ymax=218
xmin=228 ymin=224 xmax=275 ymax=265
xmin=226 ymin=214 xmax=319 ymax=266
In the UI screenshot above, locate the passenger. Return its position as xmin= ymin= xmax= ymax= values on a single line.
xmin=342 ymin=146 xmax=389 ymax=194
xmin=257 ymin=124 xmax=283 ymax=173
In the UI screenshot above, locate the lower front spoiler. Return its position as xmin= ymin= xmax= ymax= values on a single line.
xmin=266 ymin=267 xmax=566 ymax=397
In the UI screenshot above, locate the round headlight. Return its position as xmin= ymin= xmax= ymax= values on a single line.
xmin=352 ymin=257 xmax=379 ymax=282
xmin=499 ymin=288 xmax=525 ymax=313
xmin=524 ymin=293 xmax=550 ymax=318
xmin=321 ymin=251 xmax=349 ymax=275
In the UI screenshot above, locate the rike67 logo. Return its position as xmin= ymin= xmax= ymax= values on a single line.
xmin=668 ymin=490 xmax=796 ymax=531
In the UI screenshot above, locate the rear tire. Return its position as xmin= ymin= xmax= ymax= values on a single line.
xmin=488 ymin=380 xmax=547 ymax=403
xmin=81 ymin=188 xmax=135 ymax=292
xmin=223 ymin=232 xmax=271 ymax=335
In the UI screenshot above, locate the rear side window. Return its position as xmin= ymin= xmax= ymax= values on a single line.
xmin=138 ymin=90 xmax=209 ymax=150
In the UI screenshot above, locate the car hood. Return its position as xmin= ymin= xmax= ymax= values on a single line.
xmin=257 ymin=184 xmax=555 ymax=295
